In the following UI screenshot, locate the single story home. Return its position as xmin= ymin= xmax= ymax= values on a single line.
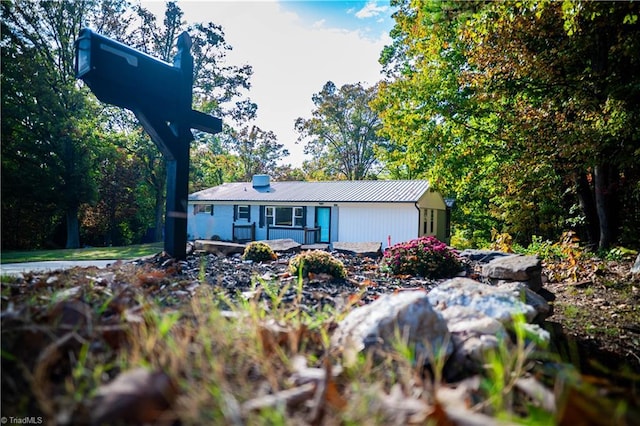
xmin=187 ymin=175 xmax=450 ymax=247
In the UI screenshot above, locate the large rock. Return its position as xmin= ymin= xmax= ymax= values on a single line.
xmin=458 ymin=249 xmax=513 ymax=263
xmin=482 ymin=254 xmax=543 ymax=291
xmin=194 ymin=240 xmax=246 ymax=256
xmin=438 ymin=305 xmax=509 ymax=378
xmin=428 ymin=278 xmax=550 ymax=378
xmin=332 ymin=241 xmax=382 ymax=258
xmin=427 ymin=278 xmax=548 ymax=324
xmin=331 ymin=290 xmax=452 ymax=366
xmin=632 ymin=254 xmax=640 ymax=275
xmin=260 ymin=239 xmax=301 ymax=253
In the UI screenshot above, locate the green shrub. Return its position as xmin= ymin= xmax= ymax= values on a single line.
xmin=288 ymin=250 xmax=347 ymax=280
xmin=242 ymin=241 xmax=277 ymax=262
xmin=380 ymin=236 xmax=463 ymax=278
xmin=513 ymin=235 xmax=564 ymax=261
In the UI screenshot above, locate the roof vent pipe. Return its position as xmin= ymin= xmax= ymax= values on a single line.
xmin=252 ymin=174 xmax=270 ymax=188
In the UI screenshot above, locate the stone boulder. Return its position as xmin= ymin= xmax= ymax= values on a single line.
xmin=194 ymin=240 xmax=245 ymax=256
xmin=331 ymin=241 xmax=382 ymax=258
xmin=331 ymin=290 xmax=453 ymax=367
xmin=427 ymin=278 xmax=550 ymax=378
xmin=482 ymin=254 xmax=543 ymax=292
xmin=427 ymin=278 xmax=549 ymax=324
xmin=260 ymin=239 xmax=301 ymax=253
xmin=331 ymin=277 xmax=551 ymax=379
xmin=458 ymin=249 xmax=513 ymax=263
xmin=632 ymin=254 xmax=640 ymax=275
xmin=438 ymin=305 xmax=509 ymax=378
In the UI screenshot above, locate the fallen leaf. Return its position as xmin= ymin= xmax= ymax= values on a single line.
xmin=137 ymin=269 xmax=166 ymax=286
xmin=515 ymin=376 xmax=556 ymax=412
xmin=358 ymin=279 xmax=377 ymax=288
xmin=308 ymin=272 xmax=334 ymax=283
xmin=258 ymin=319 xmax=308 ymax=354
xmin=379 ymin=383 xmax=430 ymax=424
xmin=241 ymin=382 xmax=316 ymax=414
xmin=90 ymin=367 xmax=178 ymax=425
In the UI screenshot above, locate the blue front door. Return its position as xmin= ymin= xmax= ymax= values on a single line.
xmin=315 ymin=207 xmax=331 ymax=242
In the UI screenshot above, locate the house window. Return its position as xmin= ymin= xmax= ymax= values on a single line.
xmin=238 ymin=205 xmax=250 ymax=220
xmin=265 ymin=206 xmax=304 ymax=227
xmin=194 ymin=204 xmax=214 ymax=215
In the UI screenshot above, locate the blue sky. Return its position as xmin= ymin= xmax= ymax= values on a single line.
xmin=141 ymin=1 xmax=397 ymax=166
xmin=280 ymin=1 xmax=394 ymax=39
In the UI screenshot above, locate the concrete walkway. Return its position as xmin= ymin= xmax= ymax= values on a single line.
xmin=0 ymin=260 xmax=119 ymax=276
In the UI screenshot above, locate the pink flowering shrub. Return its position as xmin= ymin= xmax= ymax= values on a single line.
xmin=380 ymin=236 xmax=462 ymax=278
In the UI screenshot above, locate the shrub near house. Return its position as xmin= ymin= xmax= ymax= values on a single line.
xmin=288 ymin=250 xmax=347 ymax=280
xmin=381 ymin=236 xmax=463 ymax=279
xmin=242 ymin=241 xmax=277 ymax=262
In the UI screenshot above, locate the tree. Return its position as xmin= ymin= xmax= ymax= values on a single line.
xmin=296 ymin=81 xmax=385 ymax=181
xmin=109 ymin=1 xmax=256 ymax=241
xmin=223 ymin=125 xmax=289 ymax=181
xmin=374 ymin=0 xmax=640 ymax=248
xmin=1 ymin=0 xmax=131 ymax=248
xmin=190 ymin=136 xmax=243 ymax=192
xmin=458 ymin=1 xmax=640 ymax=249
xmin=79 ymin=144 xmax=145 ymax=246
xmin=373 ymin=1 xmax=510 ymax=244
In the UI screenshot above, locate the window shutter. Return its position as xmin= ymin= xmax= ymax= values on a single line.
xmin=259 ymin=205 xmax=265 ymax=228
xmin=233 ymin=205 xmax=238 ymax=221
xmin=302 ymin=206 xmax=307 ymax=227
xmin=247 ymin=206 xmax=252 ymax=221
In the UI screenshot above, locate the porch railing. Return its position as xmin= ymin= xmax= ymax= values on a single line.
xmin=267 ymin=226 xmax=320 ymax=244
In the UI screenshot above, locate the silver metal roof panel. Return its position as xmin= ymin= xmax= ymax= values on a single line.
xmin=189 ymin=180 xmax=431 ymax=203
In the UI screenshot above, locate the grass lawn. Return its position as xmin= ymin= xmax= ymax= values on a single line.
xmin=0 ymin=242 xmax=164 ymax=264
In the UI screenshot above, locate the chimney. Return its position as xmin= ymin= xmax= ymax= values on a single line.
xmin=252 ymin=174 xmax=270 ymax=188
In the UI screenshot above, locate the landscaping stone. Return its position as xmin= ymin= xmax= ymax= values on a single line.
xmin=632 ymin=254 xmax=640 ymax=275
xmin=439 ymin=305 xmax=509 ymax=376
xmin=458 ymin=249 xmax=513 ymax=263
xmin=331 ymin=241 xmax=382 ymax=258
xmin=331 ymin=290 xmax=453 ymax=367
xmin=482 ymin=254 xmax=543 ymax=291
xmin=300 ymin=243 xmax=329 ymax=251
xmin=427 ymin=278 xmax=547 ymax=324
xmin=194 ymin=240 xmax=245 ymax=256
xmin=427 ymin=278 xmax=551 ymax=377
xmin=260 ymin=238 xmax=301 ymax=253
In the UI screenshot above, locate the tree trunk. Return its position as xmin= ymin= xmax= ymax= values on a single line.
xmin=594 ymin=164 xmax=612 ymax=250
xmin=154 ymin=189 xmax=164 ymax=242
xmin=575 ymin=173 xmax=599 ymax=247
xmin=65 ymin=205 xmax=81 ymax=249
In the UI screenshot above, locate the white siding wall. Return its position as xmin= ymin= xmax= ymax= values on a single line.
xmin=337 ymin=203 xmax=419 ymax=248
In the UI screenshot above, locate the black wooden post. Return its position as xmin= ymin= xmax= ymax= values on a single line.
xmin=75 ymin=29 xmax=222 ymax=260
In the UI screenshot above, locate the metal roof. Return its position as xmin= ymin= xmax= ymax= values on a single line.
xmin=189 ymin=180 xmax=432 ymax=203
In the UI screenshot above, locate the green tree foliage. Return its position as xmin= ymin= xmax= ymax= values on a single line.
xmin=1 ymin=0 xmax=131 ymax=249
xmin=296 ymin=81 xmax=385 ymax=180
xmin=223 ymin=125 xmax=289 ymax=181
xmin=374 ymin=0 xmax=640 ymax=249
xmin=1 ymin=1 xmax=257 ymax=249
xmin=190 ymin=137 xmax=243 ymax=192
xmin=125 ymin=2 xmax=257 ymax=241
xmin=79 ymin=144 xmax=146 ymax=246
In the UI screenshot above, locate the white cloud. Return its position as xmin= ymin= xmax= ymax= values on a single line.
xmin=354 ymin=1 xmax=388 ymax=19
xmin=312 ymin=19 xmax=326 ymax=28
xmin=141 ymin=1 xmax=390 ymax=167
